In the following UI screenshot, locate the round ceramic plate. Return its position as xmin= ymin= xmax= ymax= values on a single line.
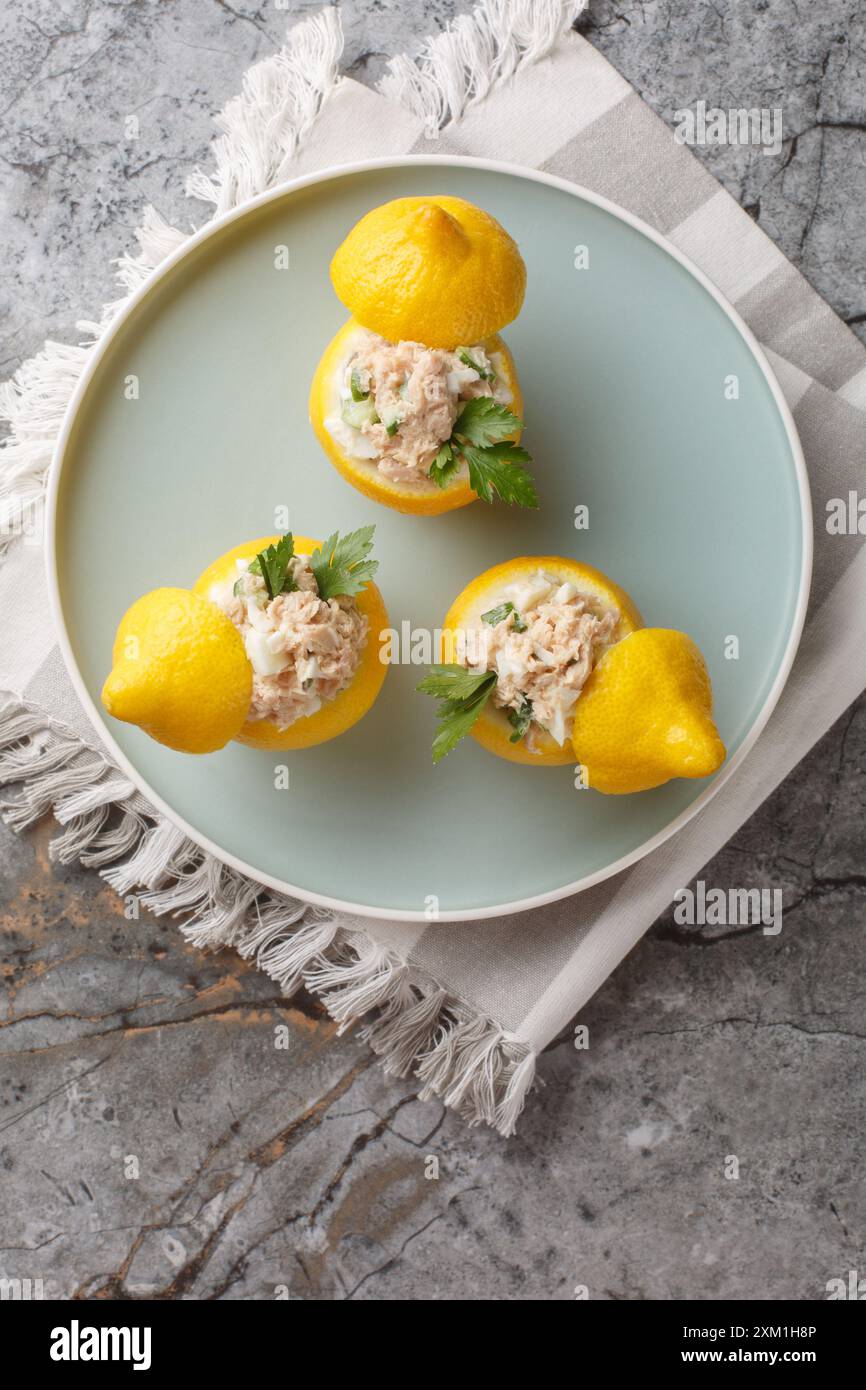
xmin=48 ymin=157 xmax=811 ymax=922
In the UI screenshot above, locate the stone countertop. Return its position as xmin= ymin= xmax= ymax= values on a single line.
xmin=1 ymin=0 xmax=864 ymax=1301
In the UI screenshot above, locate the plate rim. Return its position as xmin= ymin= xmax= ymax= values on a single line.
xmin=45 ymin=153 xmax=813 ymax=923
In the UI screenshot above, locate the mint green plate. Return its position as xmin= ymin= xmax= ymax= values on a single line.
xmin=48 ymin=158 xmax=811 ymax=922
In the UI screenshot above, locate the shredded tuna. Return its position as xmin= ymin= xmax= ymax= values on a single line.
xmin=211 ymin=555 xmax=367 ymax=730
xmin=362 ymin=340 xmax=459 ymax=476
xmin=334 ymin=330 xmax=509 ymax=483
xmin=462 ymin=571 xmax=619 ymax=747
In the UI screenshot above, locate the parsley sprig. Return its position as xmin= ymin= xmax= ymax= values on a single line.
xmin=248 ymin=534 xmax=298 ymax=600
xmin=417 ymin=664 xmax=498 ymax=763
xmin=428 ymin=397 xmax=538 ymax=507
xmin=310 ymin=524 xmax=378 ymax=600
xmin=507 ymin=696 xmax=533 ymax=743
xmin=481 ymin=600 xmax=527 ymax=633
xmin=241 ymin=527 xmax=378 ymax=603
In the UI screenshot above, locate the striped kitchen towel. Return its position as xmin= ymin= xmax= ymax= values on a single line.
xmin=1 ymin=2 xmax=864 ymax=1134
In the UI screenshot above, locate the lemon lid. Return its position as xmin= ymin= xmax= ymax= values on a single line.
xmin=329 ymin=196 xmax=526 ymax=350
xmin=570 ymin=627 xmax=726 ymax=794
xmin=101 ymin=587 xmax=252 ymax=755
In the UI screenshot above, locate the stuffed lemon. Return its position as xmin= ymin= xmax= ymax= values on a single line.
xmin=309 ymin=196 xmax=536 ymax=516
xmin=419 ymin=556 xmax=726 ymax=794
xmin=102 ymin=527 xmax=388 ymax=753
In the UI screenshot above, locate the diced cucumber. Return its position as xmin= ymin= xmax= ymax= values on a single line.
xmin=350 ymin=368 xmax=369 ymax=401
xmin=456 ymin=347 xmax=494 ymax=383
xmin=341 ymin=397 xmax=379 ymax=429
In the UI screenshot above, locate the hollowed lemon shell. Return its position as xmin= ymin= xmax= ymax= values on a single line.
xmin=440 ymin=556 xmax=643 ymax=767
xmin=309 ymin=317 xmax=524 ymax=516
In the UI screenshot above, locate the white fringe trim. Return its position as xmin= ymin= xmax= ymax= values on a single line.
xmin=378 ymin=0 xmax=586 ymax=136
xmin=185 ymin=8 xmax=343 ymax=215
xmin=0 ymin=698 xmax=536 ymax=1135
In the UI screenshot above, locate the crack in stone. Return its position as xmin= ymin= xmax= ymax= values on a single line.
xmin=630 ymin=1018 xmax=866 ymax=1044
xmin=181 ymin=1095 xmax=452 ymax=1297
xmin=342 ymin=1209 xmax=449 ymax=1300
xmin=210 ymin=0 xmax=274 ymax=45
xmin=306 ymin=1094 xmax=418 ymax=1228
xmin=828 ymin=1199 xmax=851 ymax=1242
xmin=340 ymin=1185 xmax=486 ymax=1301
xmin=0 ymin=1051 xmax=114 ymax=1138
xmin=0 ymin=996 xmax=298 ymax=1052
xmin=76 ymin=1053 xmax=376 ymax=1298
xmin=0 ymin=1231 xmax=63 ymax=1253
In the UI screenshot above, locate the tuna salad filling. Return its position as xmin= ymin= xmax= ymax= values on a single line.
xmin=324 ymin=328 xmax=513 ymax=484
xmin=209 ymin=553 xmax=368 ymax=730
xmin=462 ymin=570 xmax=619 ymax=748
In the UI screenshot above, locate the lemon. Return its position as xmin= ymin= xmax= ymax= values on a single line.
xmin=101 ymin=588 xmax=252 ymax=754
xmin=193 ymin=535 xmax=389 ymax=750
xmin=309 ymin=319 xmax=524 ymax=516
xmin=440 ymin=557 xmax=643 ymax=766
xmin=329 ymin=196 xmax=526 ymax=349
xmin=571 ymin=628 xmax=726 ymax=793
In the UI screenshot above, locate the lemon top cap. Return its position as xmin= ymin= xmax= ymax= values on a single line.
xmin=329 ymin=195 xmax=526 ymax=349
xmin=101 ymin=587 xmax=252 ymax=755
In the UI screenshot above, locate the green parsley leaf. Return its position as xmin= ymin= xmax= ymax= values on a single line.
xmin=430 ymin=697 xmax=489 ymax=764
xmin=456 ymin=347 xmax=495 ymax=383
xmin=309 ymin=525 xmax=378 ymax=601
xmin=453 ymin=397 xmax=522 ymax=447
xmin=507 ymin=696 xmax=533 ymax=743
xmin=417 ymin=665 xmax=493 ymax=701
xmin=462 ymin=442 xmax=539 ymax=508
xmin=481 ymin=600 xmax=528 ymax=631
xmin=427 ymin=397 xmax=537 ymax=504
xmin=249 ymin=533 xmax=297 ymax=600
xmin=417 ymin=664 xmax=497 ymax=763
xmin=444 ymin=399 xmax=538 ymax=506
xmin=481 ymin=601 xmax=514 ymax=626
xmin=428 ymin=441 xmax=459 ymax=489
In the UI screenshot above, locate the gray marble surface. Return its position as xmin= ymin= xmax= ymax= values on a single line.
xmin=1 ymin=0 xmax=864 ymax=1301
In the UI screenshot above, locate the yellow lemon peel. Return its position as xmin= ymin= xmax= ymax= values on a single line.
xmin=101 ymin=587 xmax=252 ymax=754
xmin=329 ymin=196 xmax=526 ymax=348
xmin=571 ymin=627 xmax=726 ymax=793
